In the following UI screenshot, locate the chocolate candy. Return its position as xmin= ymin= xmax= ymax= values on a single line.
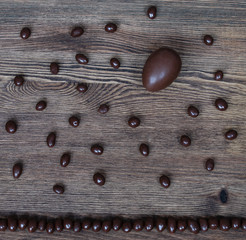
xmin=38 ymin=218 xmax=47 ymax=231
xmin=231 ymin=218 xmax=241 ymax=230
xmin=47 ymin=132 xmax=56 ymax=147
xmin=156 ymin=217 xmax=166 ymax=232
xmin=167 ymin=217 xmax=176 ymax=233
xmin=147 ymin=6 xmax=157 ymax=19
xmin=159 ymin=175 xmax=170 ymax=188
xmin=36 ymin=101 xmax=47 ymax=111
xmin=214 ymin=70 xmax=223 ymax=80
xmin=69 ymin=116 xmax=80 ymax=127
xmin=46 ymin=221 xmax=55 ymax=234
xmin=98 ymin=104 xmax=109 ymax=114
xmin=180 ymin=135 xmax=191 ymax=147
xmin=18 ymin=217 xmax=28 ymax=230
xmin=82 ymin=219 xmax=91 ymax=230
xmin=91 ymin=144 xmax=104 ymax=155
xmin=105 ymin=23 xmax=117 ymax=33
xmin=187 ymin=106 xmax=199 ymax=118
xmin=5 ymin=120 xmax=17 ymax=134
xmin=0 ymin=219 xmax=7 ymax=231
xmin=188 ymin=219 xmax=200 ymax=234
xmin=60 ymin=153 xmax=70 ymax=167
xmin=92 ymin=220 xmax=101 ymax=232
xmin=14 ymin=75 xmax=24 ymax=86
xmin=128 ymin=117 xmax=140 ymax=128
xmin=20 ymin=27 xmax=31 ymax=39
xmin=71 ymin=27 xmax=84 ymax=37
xmin=73 ymin=220 xmax=82 ymax=232
xmin=199 ymin=218 xmax=208 ymax=232
xmin=50 ymin=62 xmax=59 ymax=74
xmin=205 ymin=158 xmax=214 ymax=171
xmin=220 ymin=218 xmax=231 ymax=231
xmin=142 ymin=47 xmax=181 ymax=92
xmin=208 ymin=217 xmax=218 ymax=230
xmin=110 ymin=58 xmax=120 ymax=69
xmin=27 ymin=218 xmax=38 ymax=233
xmin=204 ymin=35 xmax=213 ymax=46
xmin=220 ymin=189 xmax=228 ymax=203
xmin=177 ymin=219 xmax=187 ymax=232
xmin=242 ymin=219 xmax=246 ymax=230
xmin=53 ymin=184 xmax=64 ymax=194
xmin=225 ymin=130 xmax=237 ymax=140
xmin=139 ymin=143 xmax=149 ymax=156
xmin=102 ymin=220 xmax=112 ymax=232
xmin=77 ymin=83 xmax=88 ymax=93
xmin=112 ymin=218 xmax=122 ymax=231
xmin=215 ymin=98 xmax=228 ymax=111
xmin=93 ymin=172 xmax=105 ymax=186
xmin=133 ymin=219 xmax=144 ymax=231
xmin=13 ymin=163 xmax=22 ymax=179
xmin=75 ymin=54 xmax=88 ymax=64
xmin=122 ymin=221 xmax=132 ymax=233
xmin=145 ymin=218 xmax=154 ymax=231
xmin=55 ymin=218 xmax=63 ymax=232
xmin=8 ymin=216 xmax=18 ymax=232
xmin=64 ymin=218 xmax=73 ymax=230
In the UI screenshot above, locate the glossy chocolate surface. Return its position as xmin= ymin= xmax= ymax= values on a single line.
xmin=63 ymin=218 xmax=73 ymax=230
xmin=50 ymin=62 xmax=59 ymax=74
xmin=20 ymin=27 xmax=31 ymax=39
xmin=220 ymin=218 xmax=231 ymax=231
xmin=156 ymin=217 xmax=166 ymax=232
xmin=225 ymin=130 xmax=237 ymax=140
xmin=13 ymin=163 xmax=22 ymax=179
xmin=159 ymin=175 xmax=170 ymax=188
xmin=139 ymin=143 xmax=149 ymax=156
xmin=180 ymin=135 xmax=191 ymax=147
xmin=75 ymin=54 xmax=88 ymax=64
xmin=188 ymin=219 xmax=200 ymax=234
xmin=69 ymin=116 xmax=80 ymax=127
xmin=177 ymin=219 xmax=187 ymax=232
xmin=46 ymin=221 xmax=55 ymax=234
xmin=8 ymin=216 xmax=17 ymax=232
xmin=204 ymin=35 xmax=213 ymax=45
xmin=122 ymin=221 xmax=132 ymax=233
xmin=38 ymin=218 xmax=47 ymax=231
xmin=167 ymin=217 xmax=176 ymax=233
xmin=128 ymin=117 xmax=140 ymax=128
xmin=55 ymin=218 xmax=63 ymax=232
xmin=142 ymin=47 xmax=181 ymax=92
xmin=208 ymin=217 xmax=218 ymax=230
xmin=82 ymin=219 xmax=91 ymax=230
xmin=14 ymin=75 xmax=24 ymax=86
xmin=205 ymin=158 xmax=214 ymax=171
xmin=47 ymin=132 xmax=56 ymax=148
xmin=36 ymin=101 xmax=47 ymax=111
xmin=147 ymin=6 xmax=157 ymax=19
xmin=133 ymin=219 xmax=144 ymax=231
xmin=242 ymin=219 xmax=246 ymax=230
xmin=93 ymin=172 xmax=105 ymax=186
xmin=92 ymin=220 xmax=101 ymax=232
xmin=105 ymin=23 xmax=117 ymax=33
xmin=53 ymin=184 xmax=64 ymax=194
xmin=60 ymin=153 xmax=70 ymax=167
xmin=91 ymin=144 xmax=104 ymax=155
xmin=110 ymin=58 xmax=120 ymax=69
xmin=145 ymin=218 xmax=154 ymax=231
xmin=214 ymin=70 xmax=223 ymax=80
xmin=76 ymin=83 xmax=88 ymax=93
xmin=102 ymin=220 xmax=112 ymax=232
xmin=71 ymin=27 xmax=84 ymax=37
xmin=215 ymin=98 xmax=228 ymax=111
xmin=0 ymin=219 xmax=7 ymax=231
xmin=5 ymin=120 xmax=17 ymax=134
xmin=73 ymin=220 xmax=82 ymax=232
xmin=199 ymin=218 xmax=208 ymax=232
xmin=231 ymin=218 xmax=241 ymax=230
xmin=112 ymin=218 xmax=122 ymax=231
xmin=187 ymin=106 xmax=199 ymax=118
xmin=98 ymin=104 xmax=109 ymax=114
xmin=18 ymin=217 xmax=28 ymax=230
xmin=27 ymin=218 xmax=38 ymax=233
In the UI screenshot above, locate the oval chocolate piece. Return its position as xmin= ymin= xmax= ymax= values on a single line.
xmin=20 ymin=27 xmax=31 ymax=39
xmin=47 ymin=132 xmax=56 ymax=147
xmin=71 ymin=27 xmax=84 ymax=37
xmin=13 ymin=163 xmax=23 ymax=179
xmin=5 ymin=120 xmax=17 ymax=134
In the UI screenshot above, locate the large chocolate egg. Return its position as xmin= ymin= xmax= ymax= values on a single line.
xmin=142 ymin=47 xmax=182 ymax=91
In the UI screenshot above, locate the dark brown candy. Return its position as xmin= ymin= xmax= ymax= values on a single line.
xmin=13 ymin=163 xmax=22 ymax=179
xmin=214 ymin=70 xmax=223 ymax=81
xmin=47 ymin=132 xmax=56 ymax=148
xmin=215 ymin=98 xmax=228 ymax=111
xmin=98 ymin=104 xmax=109 ymax=114
xmin=187 ymin=106 xmax=199 ymax=118
xmin=242 ymin=219 xmax=246 ymax=230
xmin=71 ymin=27 xmax=84 ymax=37
xmin=75 ymin=54 xmax=88 ymax=64
xmin=159 ymin=175 xmax=170 ymax=188
xmin=167 ymin=217 xmax=176 ymax=233
xmin=53 ymin=184 xmax=64 ymax=194
xmin=46 ymin=221 xmax=55 ymax=234
xmin=82 ymin=219 xmax=91 ymax=230
xmin=92 ymin=220 xmax=101 ymax=232
xmin=18 ymin=217 xmax=28 ymax=230
xmin=50 ymin=62 xmax=59 ymax=74
xmin=20 ymin=27 xmax=31 ymax=39
xmin=91 ymin=144 xmax=104 ymax=155
xmin=231 ymin=218 xmax=241 ymax=230
xmin=128 ymin=117 xmax=140 ymax=128
xmin=112 ymin=218 xmax=122 ymax=231
xmin=38 ymin=218 xmax=47 ymax=231
xmin=205 ymin=158 xmax=214 ymax=171
xmin=199 ymin=218 xmax=208 ymax=232
xmin=188 ymin=219 xmax=200 ymax=234
xmin=145 ymin=218 xmax=154 ymax=231
xmin=156 ymin=217 xmax=166 ymax=232
xmin=60 ymin=153 xmax=70 ymax=167
xmin=133 ymin=219 xmax=144 ymax=231
xmin=93 ymin=172 xmax=105 ymax=186
xmin=55 ymin=218 xmax=63 ymax=232
xmin=0 ymin=219 xmax=7 ymax=231
xmin=36 ymin=101 xmax=47 ymax=111
xmin=225 ymin=130 xmax=238 ymax=140
xmin=142 ymin=47 xmax=182 ymax=92
xmin=208 ymin=217 xmax=218 ymax=230
xmin=102 ymin=220 xmax=112 ymax=232
xmin=27 ymin=218 xmax=38 ymax=233
xmin=177 ymin=219 xmax=187 ymax=232
xmin=8 ymin=216 xmax=18 ymax=232
xmin=147 ymin=6 xmax=157 ymax=19
xmin=14 ymin=75 xmax=24 ymax=86
xmin=69 ymin=116 xmax=80 ymax=127
xmin=220 ymin=218 xmax=231 ymax=231
xmin=64 ymin=218 xmax=73 ymax=230
xmin=77 ymin=83 xmax=88 ymax=93
xmin=180 ymin=135 xmax=191 ymax=147
xmin=73 ymin=220 xmax=82 ymax=232
xmin=139 ymin=143 xmax=149 ymax=156
xmin=122 ymin=221 xmax=132 ymax=233
xmin=105 ymin=23 xmax=117 ymax=33
xmin=5 ymin=120 xmax=17 ymax=134
xmin=110 ymin=58 xmax=120 ymax=69
xmin=204 ymin=35 xmax=213 ymax=46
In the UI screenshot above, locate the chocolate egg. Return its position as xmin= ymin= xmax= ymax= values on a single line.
xmin=142 ymin=47 xmax=182 ymax=91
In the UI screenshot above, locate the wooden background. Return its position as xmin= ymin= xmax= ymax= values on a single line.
xmin=0 ymin=0 xmax=246 ymax=239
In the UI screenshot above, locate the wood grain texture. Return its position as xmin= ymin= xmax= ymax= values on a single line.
xmin=0 ymin=0 xmax=246 ymax=239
